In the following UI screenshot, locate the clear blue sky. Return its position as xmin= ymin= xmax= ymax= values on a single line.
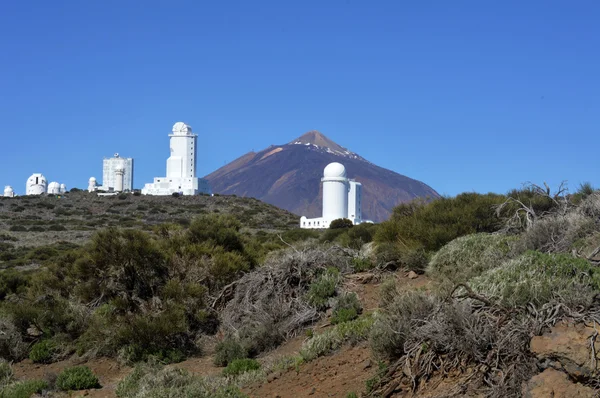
xmin=1 ymin=1 xmax=598 ymax=196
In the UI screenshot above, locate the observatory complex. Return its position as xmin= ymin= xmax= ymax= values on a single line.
xmin=142 ymin=122 xmax=211 ymax=196
xmin=300 ymin=162 xmax=364 ymax=229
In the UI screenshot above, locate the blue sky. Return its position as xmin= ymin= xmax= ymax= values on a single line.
xmin=0 ymin=1 xmax=598 ymax=196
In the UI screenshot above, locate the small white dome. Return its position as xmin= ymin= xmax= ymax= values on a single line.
xmin=323 ymin=162 xmax=347 ymax=178
xmin=4 ymin=186 xmax=14 ymax=196
xmin=48 ymin=182 xmax=61 ymax=194
xmin=172 ymin=122 xmax=192 ymax=135
xmin=89 ymin=177 xmax=97 ymax=182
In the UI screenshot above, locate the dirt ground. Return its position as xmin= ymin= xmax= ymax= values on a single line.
xmin=244 ymin=343 xmax=374 ymax=398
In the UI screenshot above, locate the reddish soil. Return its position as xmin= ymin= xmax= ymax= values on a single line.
xmin=244 ymin=343 xmax=374 ymax=398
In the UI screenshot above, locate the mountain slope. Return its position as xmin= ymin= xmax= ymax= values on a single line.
xmin=204 ymin=131 xmax=439 ymax=222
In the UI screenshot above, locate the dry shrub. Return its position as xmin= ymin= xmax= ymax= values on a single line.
xmin=220 ymin=244 xmax=356 ymax=355
xmin=427 ymin=233 xmax=519 ymax=284
xmin=370 ymin=291 xmax=536 ymax=397
xmin=116 ymin=364 xmax=246 ymax=398
xmin=578 ymin=191 xmax=600 ymax=221
xmin=0 ymin=317 xmax=27 ymax=361
xmin=470 ymin=251 xmax=600 ymax=309
xmin=519 ymin=212 xmax=595 ymax=253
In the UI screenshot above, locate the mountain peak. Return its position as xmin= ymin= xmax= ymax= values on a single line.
xmin=289 ymin=130 xmax=349 ymax=155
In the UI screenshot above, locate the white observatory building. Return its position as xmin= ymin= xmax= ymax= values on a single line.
xmin=3 ymin=186 xmax=15 ymax=198
xmin=26 ymin=173 xmax=48 ymax=195
xmin=300 ymin=162 xmax=364 ymax=229
xmin=98 ymin=153 xmax=134 ymax=192
xmin=142 ymin=122 xmax=211 ymax=196
xmin=47 ymin=182 xmax=61 ymax=195
xmin=88 ymin=177 xmax=99 ymax=192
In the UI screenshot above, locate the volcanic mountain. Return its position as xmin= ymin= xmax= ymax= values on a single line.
xmin=204 ymin=131 xmax=439 ymax=222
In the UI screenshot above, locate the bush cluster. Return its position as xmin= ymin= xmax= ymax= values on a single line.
xmin=222 ymin=358 xmax=260 ymax=376
xmin=331 ymin=292 xmax=362 ymax=324
xmin=56 ymin=366 xmax=100 ymax=391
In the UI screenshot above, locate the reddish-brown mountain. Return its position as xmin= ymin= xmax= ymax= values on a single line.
xmin=204 ymin=131 xmax=439 ymax=222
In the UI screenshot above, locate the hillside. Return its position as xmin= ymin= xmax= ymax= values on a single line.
xmin=204 ymin=131 xmax=439 ymax=222
xmin=0 ymin=191 xmax=298 ymax=268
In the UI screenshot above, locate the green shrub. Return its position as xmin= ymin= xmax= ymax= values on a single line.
xmin=0 ymin=360 xmax=13 ymax=387
xmin=47 ymin=224 xmax=66 ymax=231
xmin=29 ymin=340 xmax=55 ymax=364
xmin=427 ymin=233 xmax=518 ymax=284
xmin=352 ymin=257 xmax=373 ymax=272
xmin=214 ymin=337 xmax=247 ymax=367
xmin=118 ymin=193 xmax=128 ymax=200
xmin=470 ymin=251 xmax=600 ymax=308
xmin=222 ymin=358 xmax=261 ymax=376
xmin=0 ymin=379 xmax=48 ymax=398
xmin=0 ymin=270 xmax=29 ymax=300
xmin=301 ymin=315 xmax=374 ymax=361
xmin=330 ymin=218 xmax=354 ymax=229
xmin=8 ymin=226 xmax=26 ymax=232
xmin=331 ymin=293 xmax=362 ymax=324
xmin=306 ymin=268 xmax=340 ymax=310
xmin=56 ymin=366 xmax=100 ymax=391
xmin=27 ymin=226 xmax=45 ymax=232
xmin=375 ymin=193 xmax=506 ymax=252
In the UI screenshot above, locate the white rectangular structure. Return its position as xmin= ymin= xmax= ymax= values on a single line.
xmin=100 ymin=154 xmax=134 ymax=192
xmin=347 ymin=180 xmax=362 ymax=224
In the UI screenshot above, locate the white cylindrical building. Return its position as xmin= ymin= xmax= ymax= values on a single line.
xmin=3 ymin=186 xmax=15 ymax=197
xmin=26 ymin=173 xmax=47 ymax=195
xmin=114 ymin=168 xmax=125 ymax=192
xmin=59 ymin=184 xmax=67 ymax=194
xmin=88 ymin=177 xmax=98 ymax=192
xmin=48 ymin=182 xmax=61 ymax=195
xmin=322 ymin=162 xmax=349 ymax=221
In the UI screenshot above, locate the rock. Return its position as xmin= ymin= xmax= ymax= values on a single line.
xmin=523 ymin=368 xmax=595 ymax=398
xmin=530 ymin=322 xmax=599 ymax=380
xmin=26 ymin=325 xmax=43 ymax=337
xmin=407 ymin=271 xmax=419 ymax=279
xmin=267 ymin=372 xmax=279 ymax=383
xmin=361 ymin=359 xmax=372 ymax=370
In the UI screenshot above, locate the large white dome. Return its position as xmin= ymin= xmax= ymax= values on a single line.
xmin=323 ymin=162 xmax=347 ymax=178
xmin=172 ymin=122 xmax=192 ymax=135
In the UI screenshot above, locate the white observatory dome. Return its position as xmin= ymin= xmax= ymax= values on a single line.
xmin=48 ymin=182 xmax=61 ymax=195
xmin=172 ymin=122 xmax=192 ymax=135
xmin=26 ymin=173 xmax=47 ymax=195
xmin=60 ymin=183 xmax=67 ymax=194
xmin=323 ymin=162 xmax=347 ymax=179
xmin=89 ymin=177 xmax=97 ymax=183
xmin=4 ymin=186 xmax=14 ymax=197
